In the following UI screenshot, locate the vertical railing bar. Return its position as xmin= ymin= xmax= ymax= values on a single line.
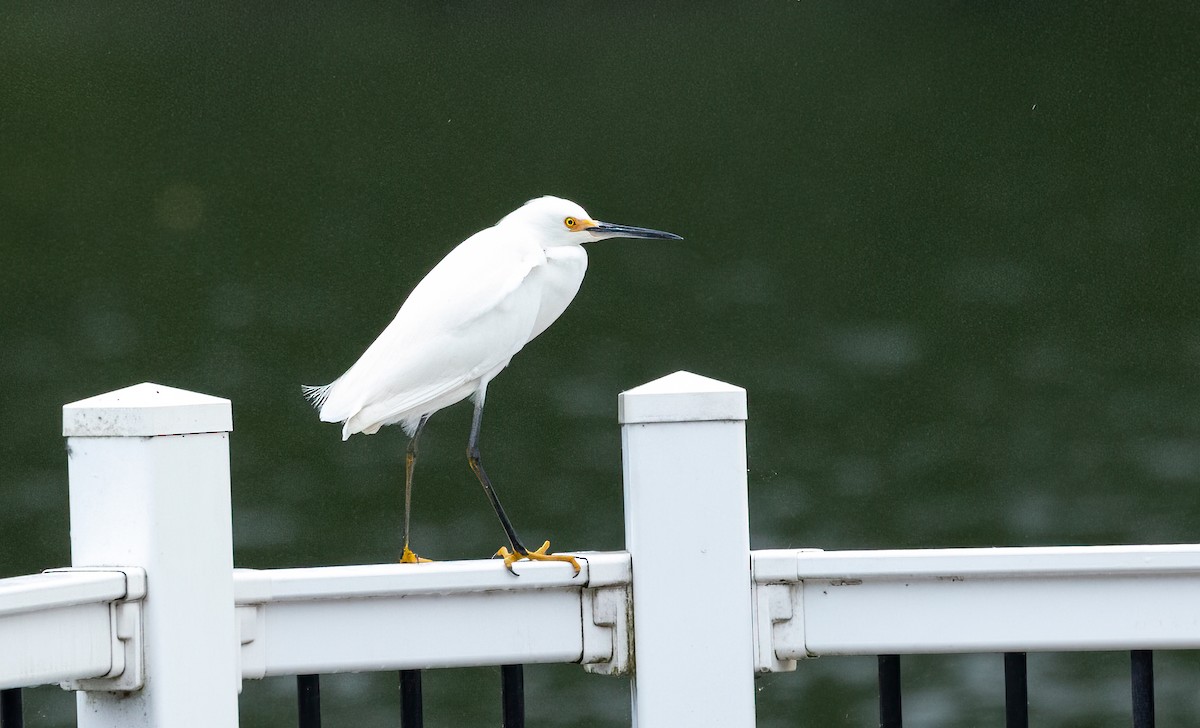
xmin=1003 ymin=652 xmax=1028 ymax=728
xmin=297 ymin=674 xmax=321 ymax=728
xmin=878 ymin=654 xmax=902 ymax=728
xmin=0 ymin=688 xmax=23 ymax=728
xmin=501 ymin=664 xmax=525 ymax=728
xmin=400 ymin=669 xmax=423 ymax=728
xmin=1131 ymin=650 xmax=1155 ymax=728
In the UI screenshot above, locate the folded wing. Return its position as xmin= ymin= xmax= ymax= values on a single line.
xmin=314 ymin=228 xmax=547 ymax=439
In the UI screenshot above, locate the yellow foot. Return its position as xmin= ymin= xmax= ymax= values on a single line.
xmin=399 ymin=546 xmax=433 ymax=564
xmin=494 ymin=540 xmax=581 ymax=577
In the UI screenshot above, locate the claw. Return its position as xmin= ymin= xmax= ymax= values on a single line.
xmin=495 ymin=540 xmax=581 ymax=576
xmin=399 ymin=546 xmax=432 ymax=564
xmin=495 ymin=546 xmax=520 ymax=575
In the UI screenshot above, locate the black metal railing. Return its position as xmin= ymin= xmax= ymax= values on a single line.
xmin=1003 ymin=652 xmax=1028 ymax=728
xmin=294 ymin=666 xmax=526 ymax=728
xmin=296 ymin=674 xmax=320 ymax=728
xmin=0 ymin=689 xmax=22 ymax=728
xmin=877 ymin=654 xmax=901 ymax=728
xmin=399 ymin=670 xmax=422 ymax=728
xmin=1131 ymin=650 xmax=1155 ymax=727
xmin=500 ymin=665 xmax=525 ymax=728
xmin=0 ymin=652 xmax=1165 ymax=727
xmin=877 ymin=651 xmax=1157 ymax=728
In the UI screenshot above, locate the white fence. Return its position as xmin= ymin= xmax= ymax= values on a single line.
xmin=2 ymin=371 xmax=1198 ymax=726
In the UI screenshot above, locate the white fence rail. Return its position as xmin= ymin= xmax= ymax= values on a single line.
xmin=0 ymin=569 xmax=142 ymax=691
xmin=234 ymin=553 xmax=631 ymax=678
xmin=753 ymin=545 xmax=1200 ymax=665
xmin=0 ymin=371 xmax=1194 ymax=727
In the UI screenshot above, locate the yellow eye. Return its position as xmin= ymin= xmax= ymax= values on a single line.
xmin=564 ymin=216 xmax=577 ymax=229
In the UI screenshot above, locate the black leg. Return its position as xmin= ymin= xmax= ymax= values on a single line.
xmin=466 ymin=386 xmax=528 ymax=559
xmin=402 ymin=415 xmax=430 ymax=559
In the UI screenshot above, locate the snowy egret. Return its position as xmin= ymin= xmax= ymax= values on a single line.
xmin=304 ymin=196 xmax=682 ymax=574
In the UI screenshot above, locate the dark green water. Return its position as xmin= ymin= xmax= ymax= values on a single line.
xmin=3 ymin=3 xmax=1199 ymax=725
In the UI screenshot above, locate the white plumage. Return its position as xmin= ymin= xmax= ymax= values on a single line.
xmin=304 ymin=195 xmax=681 ymax=569
xmin=305 ymin=196 xmax=597 ymax=438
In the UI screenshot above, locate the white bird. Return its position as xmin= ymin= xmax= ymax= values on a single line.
xmin=304 ymin=196 xmax=682 ymax=574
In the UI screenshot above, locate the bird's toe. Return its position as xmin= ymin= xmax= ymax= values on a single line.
xmin=495 ymin=540 xmax=581 ymax=576
xmin=399 ymin=546 xmax=432 ymax=564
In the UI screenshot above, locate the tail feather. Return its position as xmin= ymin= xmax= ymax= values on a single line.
xmin=301 ymin=383 xmax=333 ymax=410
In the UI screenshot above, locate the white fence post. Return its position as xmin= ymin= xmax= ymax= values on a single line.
xmin=619 ymin=371 xmax=754 ymax=727
xmin=63 ymin=383 xmax=238 ymax=726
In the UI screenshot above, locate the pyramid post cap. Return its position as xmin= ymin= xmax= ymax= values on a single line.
xmin=63 ymin=382 xmax=233 ymax=437
xmin=619 ymin=371 xmax=747 ymax=424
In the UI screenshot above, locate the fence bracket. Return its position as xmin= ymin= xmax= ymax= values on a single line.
xmin=236 ymin=604 xmax=265 ymax=683
xmin=752 ymin=581 xmax=805 ymax=673
xmin=49 ymin=567 xmax=147 ymax=692
xmin=581 ymin=584 xmax=631 ymax=675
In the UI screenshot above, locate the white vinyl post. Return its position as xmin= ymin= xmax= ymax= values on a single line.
xmin=619 ymin=371 xmax=754 ymax=728
xmin=63 ymin=383 xmax=238 ymax=727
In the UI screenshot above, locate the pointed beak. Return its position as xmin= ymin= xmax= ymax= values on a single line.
xmin=586 ymin=221 xmax=683 ymax=241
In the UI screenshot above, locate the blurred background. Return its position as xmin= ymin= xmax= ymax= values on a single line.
xmin=3 ymin=2 xmax=1199 ymax=726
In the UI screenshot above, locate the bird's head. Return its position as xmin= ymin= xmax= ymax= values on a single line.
xmin=500 ymin=196 xmax=683 ymax=248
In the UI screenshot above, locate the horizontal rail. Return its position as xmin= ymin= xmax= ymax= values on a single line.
xmin=0 ymin=569 xmax=143 ymax=690
xmin=9 ymin=544 xmax=1200 ymax=690
xmin=756 ymin=544 xmax=1200 ymax=580
xmin=234 ymin=553 xmax=631 ymax=679
xmin=753 ymin=545 xmax=1200 ymax=660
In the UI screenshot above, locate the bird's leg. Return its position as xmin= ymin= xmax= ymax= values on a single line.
xmin=400 ymin=415 xmax=432 ymax=564
xmin=466 ymin=389 xmax=580 ymax=577
xmin=466 ymin=394 xmax=526 ymax=554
